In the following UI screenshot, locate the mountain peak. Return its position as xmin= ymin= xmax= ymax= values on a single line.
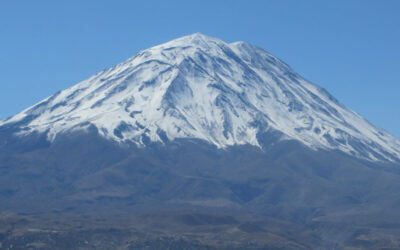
xmin=168 ymin=32 xmax=224 ymax=45
xmin=146 ymin=33 xmax=229 ymax=54
xmin=1 ymin=34 xmax=400 ymax=163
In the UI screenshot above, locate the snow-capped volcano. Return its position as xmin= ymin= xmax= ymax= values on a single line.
xmin=1 ymin=33 xmax=399 ymax=162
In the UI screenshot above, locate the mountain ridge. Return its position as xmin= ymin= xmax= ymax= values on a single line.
xmin=1 ymin=33 xmax=399 ymax=162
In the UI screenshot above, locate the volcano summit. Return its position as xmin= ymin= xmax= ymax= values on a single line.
xmin=2 ymin=33 xmax=399 ymax=162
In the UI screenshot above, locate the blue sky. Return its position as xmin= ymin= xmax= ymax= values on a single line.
xmin=0 ymin=0 xmax=399 ymax=137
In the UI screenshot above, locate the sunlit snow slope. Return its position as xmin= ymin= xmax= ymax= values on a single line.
xmin=1 ymin=33 xmax=399 ymax=162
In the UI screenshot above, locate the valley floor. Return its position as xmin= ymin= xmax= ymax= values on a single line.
xmin=1 ymin=210 xmax=400 ymax=250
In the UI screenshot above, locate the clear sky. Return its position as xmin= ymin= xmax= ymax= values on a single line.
xmin=0 ymin=0 xmax=399 ymax=137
